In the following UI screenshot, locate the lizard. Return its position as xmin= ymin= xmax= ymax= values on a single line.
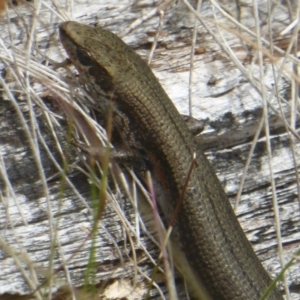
xmin=59 ymin=21 xmax=284 ymax=300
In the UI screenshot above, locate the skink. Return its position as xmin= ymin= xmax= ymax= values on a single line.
xmin=59 ymin=21 xmax=283 ymax=300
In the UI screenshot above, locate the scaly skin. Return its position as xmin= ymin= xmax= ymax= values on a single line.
xmin=59 ymin=21 xmax=283 ymax=300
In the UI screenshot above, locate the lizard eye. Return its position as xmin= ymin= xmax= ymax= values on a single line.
xmin=76 ymin=47 xmax=94 ymax=67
